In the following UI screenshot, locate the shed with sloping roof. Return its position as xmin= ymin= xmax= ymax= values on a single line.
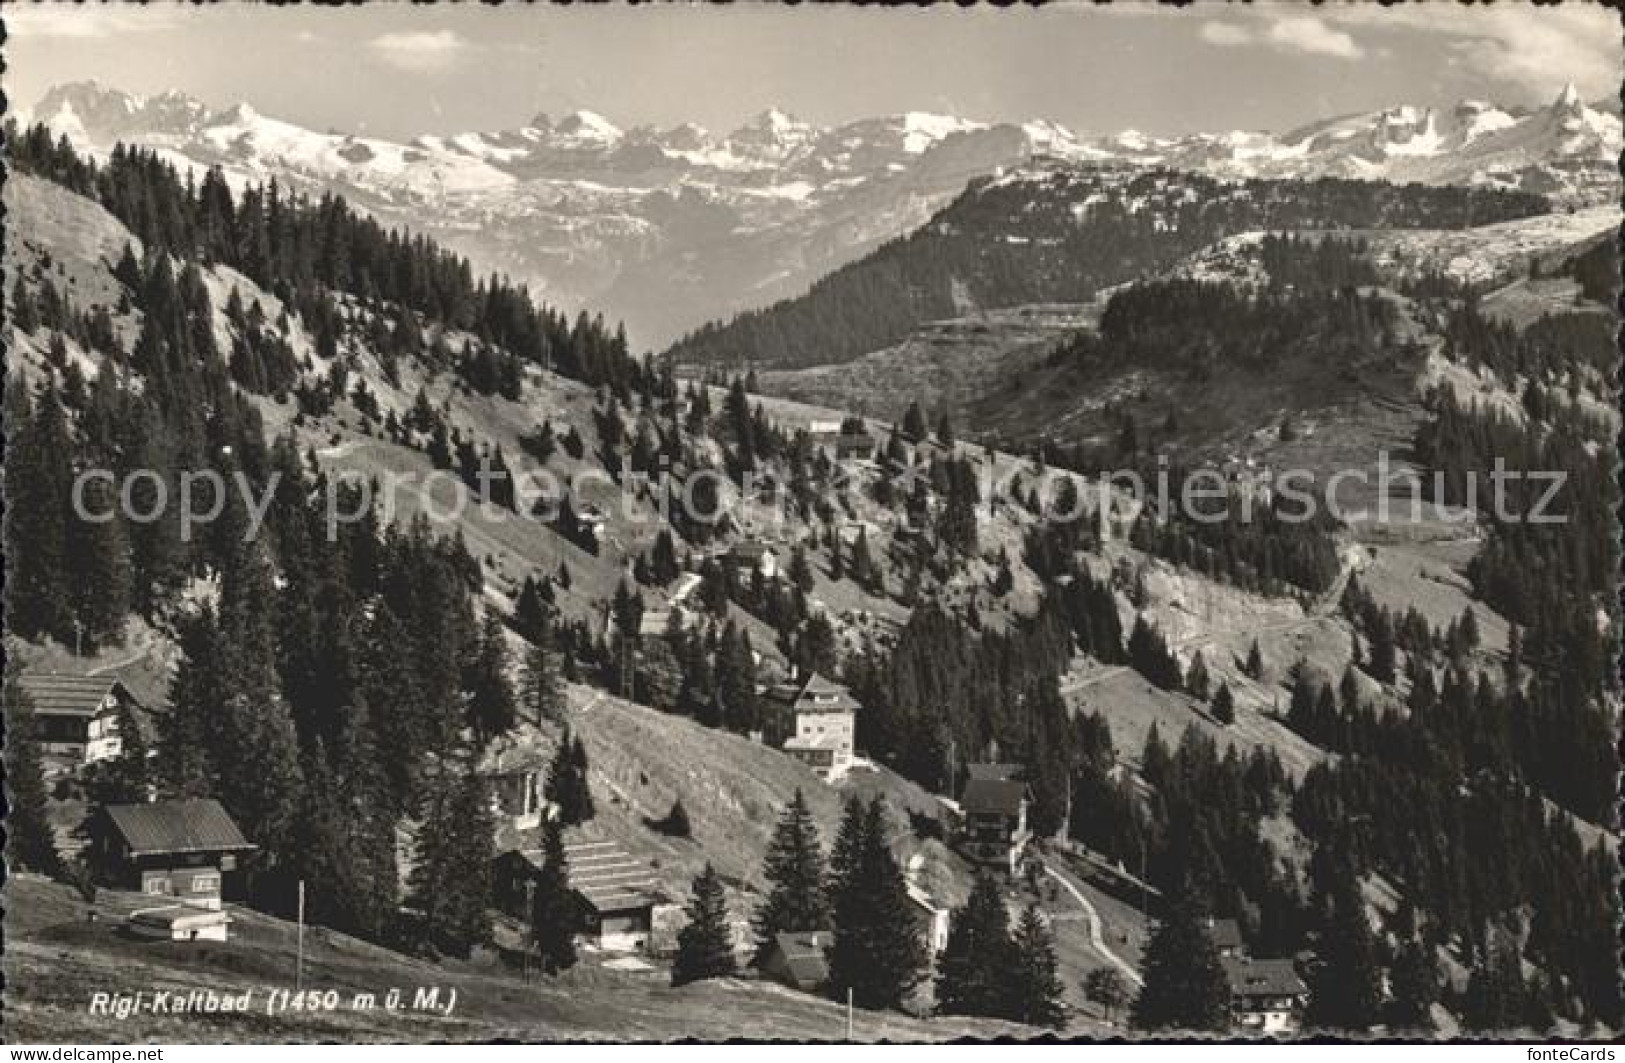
xmin=563 ymin=839 xmax=662 ymax=952
xmin=89 ymin=799 xmax=255 ymax=909
xmin=758 ymin=931 xmax=831 ymax=992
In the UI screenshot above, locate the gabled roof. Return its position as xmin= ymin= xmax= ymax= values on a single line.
xmin=1222 ymin=956 xmax=1308 ymax=999
xmin=564 ymin=840 xmax=658 ymax=915
xmin=1206 ymin=917 xmax=1245 ymax=953
xmin=18 ymin=673 xmax=138 ymax=718
xmin=769 ymin=931 xmax=831 ymax=987
xmin=965 ymin=763 xmax=1022 ymax=783
xmin=769 ymin=672 xmax=859 ymax=715
xmin=960 ymin=777 xmax=1029 ymax=817
xmin=104 ymin=799 xmax=255 ymax=857
xmin=725 ymin=539 xmax=775 ymax=561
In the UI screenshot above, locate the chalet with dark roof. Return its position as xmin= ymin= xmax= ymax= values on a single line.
xmin=87 ymin=798 xmax=255 ymax=910
xmin=18 ymin=672 xmax=147 ymax=769
xmin=957 ymin=764 xmax=1033 ymax=873
xmin=1223 ymin=956 xmax=1309 ymax=1035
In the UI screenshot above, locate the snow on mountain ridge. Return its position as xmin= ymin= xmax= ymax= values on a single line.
xmin=34 ymin=80 xmax=1617 ymax=348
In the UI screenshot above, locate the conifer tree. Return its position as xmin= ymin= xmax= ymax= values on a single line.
xmin=1211 ymin=681 xmax=1236 ymax=725
xmin=935 ymin=873 xmax=1014 ymax=1019
xmin=1305 ymin=871 xmax=1383 ymax=1032
xmin=1131 ymin=891 xmax=1230 ymax=1032
xmin=545 ymin=725 xmax=593 ymax=825
xmin=753 ymin=789 xmax=829 ymax=963
xmin=520 ymin=623 xmax=566 ymax=724
xmin=1245 ymin=638 xmax=1265 ymax=681
xmin=1462 ymin=939 xmax=1526 ymax=1033
xmin=827 ymin=797 xmax=925 ymax=1010
xmin=213 ymin=544 xmax=306 ymax=861
xmin=5 ymin=385 xmax=75 ymax=643
xmin=714 ymin=621 xmax=759 ymax=734
xmin=1186 ymin=651 xmax=1212 ymax=701
xmin=4 ymin=671 xmax=64 ymax=878
xmin=1009 ymin=904 xmax=1067 ymax=1028
xmin=408 ymin=761 xmax=494 ymax=959
xmin=530 ymin=818 xmax=579 ymax=974
xmin=466 ymin=609 xmax=518 ymax=744
xmin=672 ymin=863 xmax=737 ymax=986
xmin=1386 ymin=937 xmax=1439 ymax=1031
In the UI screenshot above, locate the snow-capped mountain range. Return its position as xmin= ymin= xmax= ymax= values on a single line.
xmin=28 ymin=81 xmax=1619 ymax=347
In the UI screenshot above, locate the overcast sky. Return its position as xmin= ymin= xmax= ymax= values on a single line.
xmin=7 ymin=3 xmax=1619 ymax=139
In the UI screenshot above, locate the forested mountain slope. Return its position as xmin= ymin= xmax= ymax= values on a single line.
xmin=4 ymin=121 xmax=1618 ymax=1037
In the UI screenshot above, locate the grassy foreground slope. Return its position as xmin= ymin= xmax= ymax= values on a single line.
xmin=4 ymin=877 xmax=1026 ymax=1043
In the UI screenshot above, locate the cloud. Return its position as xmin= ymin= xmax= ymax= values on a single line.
xmin=1198 ymin=14 xmax=1364 ymax=60
xmin=6 ymin=5 xmax=182 ymax=39
xmin=1323 ymin=5 xmax=1619 ymax=103
xmin=1266 ymin=16 xmax=1364 ymax=60
xmin=1199 ymin=22 xmax=1254 ymax=48
xmin=366 ymin=29 xmax=470 ymax=72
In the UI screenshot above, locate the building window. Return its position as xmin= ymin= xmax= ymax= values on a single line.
xmin=191 ymin=874 xmax=221 ymax=893
xmin=145 ymin=878 xmax=169 ymax=896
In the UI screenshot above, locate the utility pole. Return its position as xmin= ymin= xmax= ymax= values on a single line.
xmin=846 ymin=987 xmax=854 ymax=1042
xmin=295 ymin=879 xmax=306 ymax=994
xmin=72 ymin=618 xmax=83 ymax=658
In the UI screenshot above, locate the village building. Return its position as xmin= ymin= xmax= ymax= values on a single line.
xmin=1204 ymin=916 xmax=1246 ymax=958
xmin=906 ymin=882 xmax=952 ymax=957
xmin=768 ymin=672 xmax=858 ymax=779
xmin=482 ymin=740 xmax=549 ymax=832
xmin=18 ymin=672 xmax=147 ymax=771
xmin=88 ymin=798 xmax=256 ymax=917
xmin=563 ymin=839 xmax=663 ymax=952
xmin=759 ymin=930 xmax=831 ymax=993
xmin=1222 ymin=955 xmax=1309 ymax=1035
xmin=496 ymin=839 xmax=673 ymax=952
xmin=903 ymin=853 xmax=953 ymax=957
xmin=957 ymin=764 xmax=1033 ymax=873
xmin=721 ymin=539 xmax=779 ymax=581
xmin=833 ymin=432 xmax=876 ymax=462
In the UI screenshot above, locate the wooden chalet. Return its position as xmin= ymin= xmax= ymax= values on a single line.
xmin=563 ymin=839 xmax=664 ymax=952
xmin=957 ymin=764 xmax=1033 ymax=873
xmin=18 ymin=672 xmax=147 ymax=770
xmin=88 ymin=798 xmax=255 ymax=911
xmin=1222 ymin=956 xmax=1309 ymax=1035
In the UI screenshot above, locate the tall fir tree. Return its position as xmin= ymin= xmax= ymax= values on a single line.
xmin=4 ymin=670 xmax=64 ymax=878
xmin=1386 ymin=937 xmax=1439 ymax=1031
xmin=752 ymin=789 xmax=829 ymax=963
xmin=827 ymin=797 xmax=925 ymax=1010
xmin=1304 ymin=873 xmax=1383 ymax=1032
xmin=466 ymin=609 xmax=518 ymax=744
xmin=1131 ymin=890 xmax=1230 ymax=1032
xmin=407 ymin=759 xmax=495 ymax=959
xmin=5 ymin=384 xmax=75 ymax=643
xmin=672 ymin=863 xmax=737 ymax=986
xmin=520 ymin=621 xmax=566 ymax=724
xmin=1009 ymin=904 xmax=1067 ymax=1029
xmin=530 ymin=817 xmax=580 ymax=974
xmin=935 ymin=873 xmax=1015 ymax=1019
